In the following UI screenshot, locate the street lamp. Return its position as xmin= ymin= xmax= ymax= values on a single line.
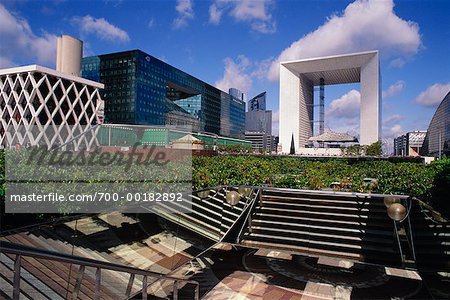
xmin=226 ymin=190 xmax=240 ymax=206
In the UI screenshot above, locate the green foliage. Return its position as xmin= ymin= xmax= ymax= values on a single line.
xmin=192 ymin=155 xmax=450 ymax=216
xmin=366 ymin=141 xmax=383 ymax=156
xmin=216 ymin=144 xmax=252 ymax=153
xmin=342 ymin=141 xmax=383 ymax=156
xmin=342 ymin=145 xmax=364 ymax=156
xmin=1 ymin=148 xmax=450 ymax=224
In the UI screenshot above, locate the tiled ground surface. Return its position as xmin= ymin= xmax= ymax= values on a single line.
xmin=162 ymin=242 xmax=430 ymax=299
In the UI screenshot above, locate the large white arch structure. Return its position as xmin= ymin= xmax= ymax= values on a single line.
xmin=279 ymin=51 xmax=381 ymax=153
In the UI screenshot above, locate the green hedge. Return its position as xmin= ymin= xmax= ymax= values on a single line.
xmin=1 ymin=150 xmax=449 ymax=218
xmin=192 ymin=155 xmax=450 ymax=215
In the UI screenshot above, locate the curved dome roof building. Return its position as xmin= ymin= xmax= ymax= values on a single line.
xmin=421 ymin=91 xmax=450 ymax=157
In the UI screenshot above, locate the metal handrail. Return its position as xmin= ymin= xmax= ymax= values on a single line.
xmin=0 ymin=241 xmax=199 ymax=300
xmin=195 ymin=184 xmax=411 ymax=199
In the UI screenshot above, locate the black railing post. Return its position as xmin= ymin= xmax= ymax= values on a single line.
xmin=94 ymin=267 xmax=101 ymax=300
xmin=12 ymin=254 xmax=21 ymax=300
xmin=142 ymin=275 xmax=148 ymax=300
xmin=125 ymin=273 xmax=135 ymax=298
xmin=72 ymin=265 xmax=85 ymax=300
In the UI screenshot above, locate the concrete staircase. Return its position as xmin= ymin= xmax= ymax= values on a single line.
xmin=240 ymin=189 xmax=405 ymax=266
xmin=411 ymin=201 xmax=450 ymax=272
xmin=1 ymin=230 xmax=144 ymax=299
xmin=149 ymin=188 xmax=253 ymax=242
xmin=0 ymin=212 xmax=209 ymax=299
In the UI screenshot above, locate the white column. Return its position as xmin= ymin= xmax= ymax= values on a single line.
xmin=279 ymin=64 xmax=300 ymax=153
xmin=360 ymin=54 xmax=381 ymax=145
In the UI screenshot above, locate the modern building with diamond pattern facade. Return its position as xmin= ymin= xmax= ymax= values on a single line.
xmin=0 ymin=65 xmax=104 ymax=149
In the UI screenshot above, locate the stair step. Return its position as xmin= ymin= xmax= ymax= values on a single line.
xmin=260 ymin=199 xmax=387 ymax=214
xmin=249 ymin=225 xmax=394 ymax=245
xmin=253 ymin=212 xmax=394 ymax=230
xmin=243 ymin=232 xmax=397 ymax=254
xmin=0 ymin=254 xmax=63 ymax=300
xmin=251 ymin=219 xmax=394 ymax=237
xmin=258 ymin=206 xmax=390 ymax=221
xmin=262 ymin=191 xmax=391 ymax=205
xmin=241 ymin=239 xmax=363 ymax=260
xmin=151 ymin=205 xmax=221 ymax=241
xmin=262 ymin=195 xmax=386 ymax=208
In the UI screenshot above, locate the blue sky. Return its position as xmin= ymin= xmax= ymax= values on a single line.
xmin=1 ymin=0 xmax=449 ymax=145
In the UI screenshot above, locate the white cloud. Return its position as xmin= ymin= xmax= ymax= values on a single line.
xmin=173 ymin=0 xmax=194 ymax=29
xmin=0 ymin=4 xmax=57 ymax=67
xmin=382 ymin=80 xmax=405 ymax=99
xmin=267 ymin=0 xmax=421 ymax=81
xmin=209 ymin=3 xmax=223 ymax=25
xmin=327 ymin=89 xmax=361 ymax=120
xmin=71 ymin=15 xmax=129 ymax=42
xmin=215 ymin=55 xmax=252 ymax=95
xmin=383 ymin=114 xmax=403 ymax=125
xmin=147 ymin=18 xmax=155 ymax=29
xmin=415 ymin=83 xmax=450 ymax=107
xmin=387 ymin=124 xmax=403 ymax=138
xmin=208 ymin=0 xmax=276 ymax=34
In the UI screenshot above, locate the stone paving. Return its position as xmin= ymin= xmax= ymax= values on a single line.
xmin=166 ymin=242 xmax=429 ymax=299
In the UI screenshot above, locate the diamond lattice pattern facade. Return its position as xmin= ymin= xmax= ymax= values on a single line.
xmin=0 ymin=65 xmax=104 ymax=149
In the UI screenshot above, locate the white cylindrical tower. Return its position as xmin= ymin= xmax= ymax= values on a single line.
xmin=56 ymin=35 xmax=83 ymax=77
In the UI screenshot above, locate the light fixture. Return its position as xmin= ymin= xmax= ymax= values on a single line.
xmin=197 ymin=190 xmax=210 ymax=199
xmin=387 ymin=203 xmax=407 ymax=221
xmin=238 ymin=187 xmax=252 ymax=197
xmin=226 ymin=191 xmax=240 ymax=206
xmin=383 ymin=196 xmax=400 ymax=208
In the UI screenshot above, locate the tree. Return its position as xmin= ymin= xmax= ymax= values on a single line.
xmin=366 ymin=141 xmax=383 ymax=156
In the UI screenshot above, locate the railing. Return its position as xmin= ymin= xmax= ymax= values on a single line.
xmin=0 ymin=241 xmax=199 ymax=300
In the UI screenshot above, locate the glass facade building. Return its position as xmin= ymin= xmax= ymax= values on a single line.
xmin=81 ymin=50 xmax=245 ymax=138
xmin=248 ymin=91 xmax=266 ymax=111
xmin=421 ymin=91 xmax=450 ymax=157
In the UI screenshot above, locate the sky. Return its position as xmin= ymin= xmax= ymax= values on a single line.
xmin=1 ymin=0 xmax=449 ymax=148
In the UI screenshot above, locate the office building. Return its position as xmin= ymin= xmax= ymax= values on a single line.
xmin=220 ymin=89 xmax=245 ymax=139
xmin=245 ymin=91 xmax=273 ymax=151
xmin=248 ymin=91 xmax=266 ymax=111
xmin=246 ymin=110 xmax=272 ymax=134
xmin=245 ymin=131 xmax=273 ymax=152
xmin=394 ymin=131 xmax=426 ymax=156
xmin=81 ymin=50 xmax=245 ymax=138
xmin=279 ymin=51 xmax=381 ymax=153
xmin=421 ymin=91 xmax=450 ymax=157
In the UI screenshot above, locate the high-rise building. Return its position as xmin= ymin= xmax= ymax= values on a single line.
xmin=245 ymin=110 xmax=272 ymax=135
xmin=248 ymin=91 xmax=266 ymax=111
xmin=81 ymin=50 xmax=245 ymax=138
xmin=394 ymin=131 xmax=426 ymax=156
xmin=220 ymin=89 xmax=245 ymax=139
xmin=245 ymin=91 xmax=273 ymax=152
xmin=421 ymin=91 xmax=450 ymax=157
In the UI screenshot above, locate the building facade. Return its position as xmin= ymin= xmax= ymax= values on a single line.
xmin=421 ymin=91 xmax=450 ymax=157
xmin=245 ymin=91 xmax=274 ymax=151
xmin=81 ymin=50 xmax=245 ymax=138
xmin=248 ymin=91 xmax=266 ymax=111
xmin=0 ymin=65 xmax=104 ymax=149
xmin=394 ymin=131 xmax=426 ymax=156
xmin=245 ymin=132 xmax=273 ymax=152
xmin=220 ymin=89 xmax=245 ymax=139
xmin=245 ymin=110 xmax=272 ymax=135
